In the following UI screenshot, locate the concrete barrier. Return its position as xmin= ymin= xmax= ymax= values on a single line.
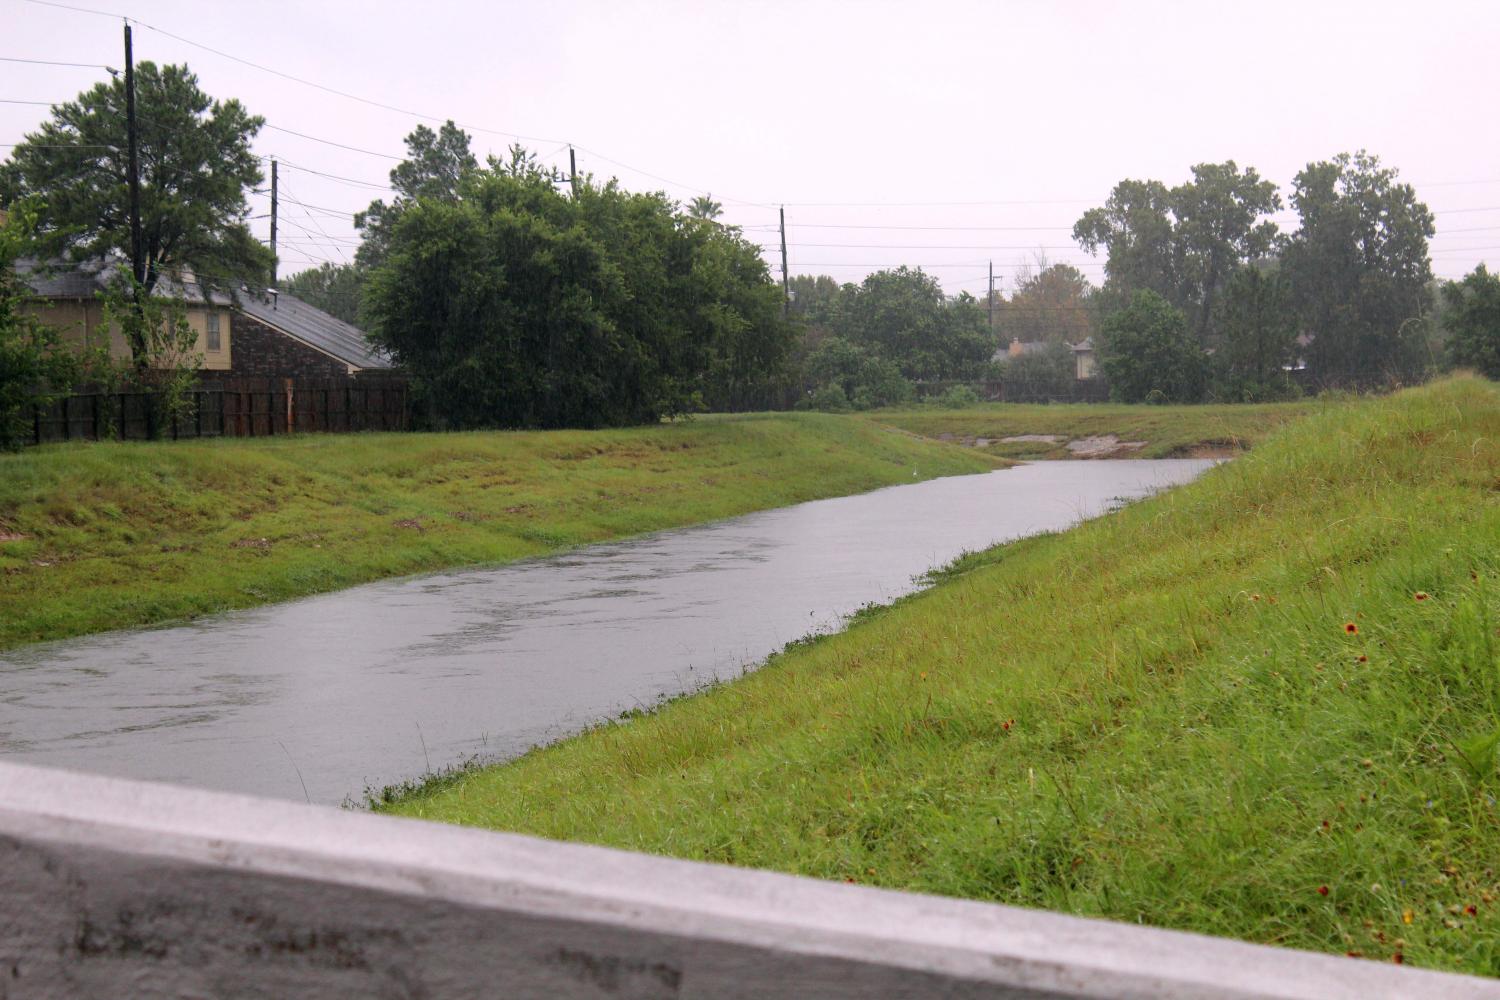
xmin=0 ymin=761 xmax=1494 ymax=999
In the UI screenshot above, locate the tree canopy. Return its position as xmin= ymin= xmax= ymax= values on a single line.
xmin=1096 ymin=290 xmax=1206 ymax=403
xmin=0 ymin=62 xmax=270 ymax=297
xmin=996 ymin=261 xmax=1094 ymax=346
xmin=1282 ymin=151 xmax=1434 ymax=380
xmin=1444 ymin=264 xmax=1500 ymax=378
xmin=829 ymin=266 xmax=992 ymax=381
xmin=363 ymin=157 xmax=792 ymax=428
xmin=1074 ymin=161 xmax=1280 ymax=345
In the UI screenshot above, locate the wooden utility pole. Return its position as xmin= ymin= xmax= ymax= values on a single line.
xmin=568 ymin=145 xmax=578 ymax=198
xmin=269 ymin=157 xmax=278 ymax=286
xmin=987 ymin=260 xmax=995 ymax=333
xmin=779 ymin=205 xmax=789 ymax=319
xmin=123 ymin=22 xmax=142 ymax=291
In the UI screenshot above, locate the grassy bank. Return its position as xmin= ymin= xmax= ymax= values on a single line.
xmin=391 ymin=378 xmax=1500 ymax=976
xmin=0 ymin=414 xmax=997 ymax=650
xmin=870 ymin=399 xmax=1316 ymax=459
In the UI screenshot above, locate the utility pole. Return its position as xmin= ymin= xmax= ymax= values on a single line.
xmin=779 ymin=205 xmax=789 ymax=319
xmin=987 ymin=260 xmax=995 ymax=334
xmin=269 ymin=157 xmax=278 ymax=287
xmin=568 ymin=145 xmax=578 ymax=198
xmin=123 ymin=21 xmax=142 ymax=292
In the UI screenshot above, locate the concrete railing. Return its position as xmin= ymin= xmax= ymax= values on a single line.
xmin=1 ymin=761 xmax=1494 ymax=999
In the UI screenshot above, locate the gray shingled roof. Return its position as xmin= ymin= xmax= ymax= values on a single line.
xmin=18 ymin=257 xmax=233 ymax=306
xmin=237 ymin=290 xmax=393 ymax=371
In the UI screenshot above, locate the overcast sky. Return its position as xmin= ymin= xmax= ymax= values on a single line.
xmin=3 ymin=0 xmax=1497 ymax=294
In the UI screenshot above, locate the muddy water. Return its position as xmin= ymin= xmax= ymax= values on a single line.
xmin=0 ymin=460 xmax=1212 ymax=803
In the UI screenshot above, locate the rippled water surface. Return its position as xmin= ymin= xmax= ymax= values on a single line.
xmin=0 ymin=459 xmax=1211 ymax=803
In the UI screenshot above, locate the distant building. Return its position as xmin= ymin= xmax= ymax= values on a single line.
xmin=1071 ymin=338 xmax=1097 ymax=379
xmin=991 ymin=338 xmax=1051 ymax=364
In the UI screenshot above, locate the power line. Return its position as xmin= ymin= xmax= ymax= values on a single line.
xmin=261 ymin=124 xmax=402 ymax=161
xmin=0 ymin=56 xmax=112 ymax=69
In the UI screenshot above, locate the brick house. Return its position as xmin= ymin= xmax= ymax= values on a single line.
xmin=232 ymin=290 xmax=394 ymax=378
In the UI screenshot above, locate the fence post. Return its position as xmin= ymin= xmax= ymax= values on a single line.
xmin=32 ymin=403 xmax=41 ymax=446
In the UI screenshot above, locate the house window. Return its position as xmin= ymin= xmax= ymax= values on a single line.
xmin=206 ymin=311 xmax=221 ymax=351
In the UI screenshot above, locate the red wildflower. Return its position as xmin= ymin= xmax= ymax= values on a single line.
xmin=1318 ymin=885 xmax=1330 ymax=896
xmin=1393 ymin=953 xmax=1405 ymax=964
xmin=1357 ymin=655 xmax=1368 ymax=663
xmin=1344 ymin=623 xmax=1359 ymax=634
xmin=1467 ymin=904 xmax=1478 ymax=916
xmin=1415 ymin=592 xmax=1430 ymax=602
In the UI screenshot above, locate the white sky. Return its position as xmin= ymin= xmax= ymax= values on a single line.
xmin=3 ymin=0 xmax=1497 ymax=295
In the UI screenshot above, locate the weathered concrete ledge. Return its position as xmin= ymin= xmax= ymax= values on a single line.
xmin=0 ymin=761 xmax=1494 ymax=999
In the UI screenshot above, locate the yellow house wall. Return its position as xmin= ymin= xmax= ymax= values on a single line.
xmin=24 ymin=299 xmax=232 ymax=371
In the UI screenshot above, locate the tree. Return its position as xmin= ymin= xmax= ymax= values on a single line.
xmin=1213 ymin=264 xmax=1299 ymax=400
xmin=1097 ymin=290 xmax=1206 ymax=403
xmin=0 ymin=207 xmax=78 ymax=449
xmin=998 ymin=341 xmax=1076 ymax=400
xmin=831 ymin=267 xmax=991 ymax=381
xmin=1444 ymin=265 xmax=1500 ymax=378
xmin=802 ymin=335 xmax=912 ymax=409
xmin=1074 ymin=162 xmax=1281 ymax=346
xmin=1282 ymin=151 xmax=1435 ymax=382
xmin=688 ymin=195 xmax=723 ymax=221
xmin=355 ymin=121 xmax=479 ymax=272
xmin=997 ymin=260 xmax=1094 ymax=345
xmin=0 ymin=63 xmax=271 ymax=363
xmin=283 ymin=262 xmax=364 ymax=326
xmin=363 ymin=155 xmax=792 ymax=428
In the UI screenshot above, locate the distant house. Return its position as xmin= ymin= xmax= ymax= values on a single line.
xmin=1070 ymin=338 xmax=1097 ymax=379
xmin=18 ymin=257 xmax=235 ymax=372
xmin=991 ymin=338 xmax=1051 ymax=364
xmin=19 ymin=257 xmax=393 ymax=378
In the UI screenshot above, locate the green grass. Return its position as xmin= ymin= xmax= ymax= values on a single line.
xmin=869 ymin=399 xmax=1316 ymax=459
xmin=389 ymin=378 xmax=1500 ymax=977
xmin=0 ymin=413 xmax=998 ymax=650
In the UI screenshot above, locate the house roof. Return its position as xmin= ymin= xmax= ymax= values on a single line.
xmin=1071 ymin=337 xmax=1094 ymax=352
xmin=18 ymin=256 xmax=233 ymax=306
xmin=236 ymin=290 xmax=393 ymax=371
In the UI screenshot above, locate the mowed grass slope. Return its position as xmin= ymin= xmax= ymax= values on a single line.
xmin=871 ymin=399 xmax=1316 ymax=459
xmin=392 ymin=378 xmax=1500 ymax=976
xmin=0 ymin=414 xmax=997 ymax=650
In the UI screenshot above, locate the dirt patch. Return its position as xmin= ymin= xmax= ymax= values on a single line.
xmin=231 ymin=538 xmax=272 ymax=551
xmin=1178 ymin=442 xmax=1244 ymax=460
xmin=1066 ymin=435 xmax=1147 ymax=458
xmin=1000 ymin=434 xmax=1065 ymax=444
xmin=450 ymin=511 xmax=489 ymax=523
xmin=0 ymin=531 xmax=29 ymax=543
xmin=393 ymin=519 xmax=424 ymax=531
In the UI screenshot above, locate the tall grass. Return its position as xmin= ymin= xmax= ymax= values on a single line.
xmin=390 ymin=377 xmax=1500 ymax=976
xmin=0 ymin=414 xmax=997 ymax=649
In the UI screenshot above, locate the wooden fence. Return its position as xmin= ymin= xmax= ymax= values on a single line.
xmin=27 ymin=375 xmax=410 ymax=445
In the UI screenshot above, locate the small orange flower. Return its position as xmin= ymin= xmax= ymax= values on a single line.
xmin=1466 ymin=904 xmax=1478 ymax=916
xmin=1393 ymin=952 xmax=1405 ymax=964
xmin=1318 ymin=885 xmax=1330 ymax=896
xmin=1357 ymin=655 xmax=1368 ymax=663
xmin=1415 ymin=592 xmax=1430 ymax=602
xmin=1345 ymin=623 xmax=1359 ymax=634
xmin=1402 ymin=908 xmax=1414 ymax=924
xmin=1250 ymin=593 xmax=1262 ymax=602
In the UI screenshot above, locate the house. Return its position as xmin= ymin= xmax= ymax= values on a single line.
xmin=1070 ymin=338 xmax=1097 ymax=379
xmin=990 ymin=338 xmax=1051 ymax=364
xmin=19 ymin=257 xmax=393 ymax=378
xmin=233 ymin=290 xmax=393 ymax=377
xmin=19 ymin=257 xmax=235 ymax=371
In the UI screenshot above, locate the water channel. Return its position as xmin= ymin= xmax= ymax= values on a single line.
xmin=0 ymin=459 xmax=1212 ymax=804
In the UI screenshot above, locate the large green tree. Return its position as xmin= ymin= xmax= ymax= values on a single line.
xmin=1282 ymin=151 xmax=1434 ymax=381
xmin=0 ymin=63 xmax=271 ymax=314
xmin=364 ymin=158 xmax=791 ymax=428
xmin=1096 ymin=290 xmax=1206 ymax=403
xmin=355 ymin=121 xmax=479 ymax=273
xmin=1444 ymin=264 xmax=1500 ymax=378
xmin=830 ymin=267 xmax=991 ymax=381
xmin=1074 ymin=162 xmax=1281 ymax=346
xmin=1213 ymin=264 xmax=1299 ymax=399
